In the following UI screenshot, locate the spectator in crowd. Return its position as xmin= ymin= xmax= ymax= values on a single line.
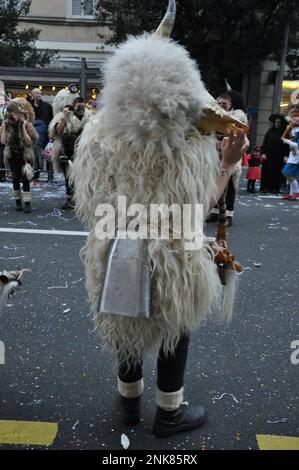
xmin=246 ymin=145 xmax=263 ymax=193
xmin=260 ymin=114 xmax=289 ymax=194
xmin=0 ymin=100 xmax=6 ymax=182
xmin=30 ymin=88 xmax=53 ymax=182
xmin=49 ymin=94 xmax=92 ymax=210
xmin=0 ymin=99 xmax=38 ymax=212
xmin=281 ymin=108 xmax=299 ymax=200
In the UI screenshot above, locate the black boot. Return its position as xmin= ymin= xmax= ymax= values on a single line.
xmin=61 ymin=198 xmax=74 ymax=211
xmin=24 ymin=201 xmax=31 ymax=213
xmin=153 ymin=403 xmax=207 ymax=438
xmin=120 ymin=396 xmax=141 ymax=426
xmin=15 ymin=199 xmax=22 ymax=212
xmin=226 ymin=216 xmax=233 ymax=227
xmin=205 ymin=213 xmax=218 ymax=223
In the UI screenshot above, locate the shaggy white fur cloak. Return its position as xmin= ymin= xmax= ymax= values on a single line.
xmin=73 ymin=35 xmax=227 ymax=366
xmin=48 ymin=109 xmax=92 ymax=173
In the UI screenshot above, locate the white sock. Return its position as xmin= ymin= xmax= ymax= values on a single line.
xmin=117 ymin=378 xmax=144 ymax=398
xmin=292 ymin=179 xmax=299 ymax=194
xmin=290 ymin=181 xmax=296 ymax=195
xmin=155 ymin=386 xmax=184 ymax=411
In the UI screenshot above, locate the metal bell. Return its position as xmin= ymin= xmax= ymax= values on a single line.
xmin=98 ymin=232 xmax=151 ymax=318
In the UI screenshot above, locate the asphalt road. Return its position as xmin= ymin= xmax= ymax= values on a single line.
xmin=0 ymin=174 xmax=298 ymax=450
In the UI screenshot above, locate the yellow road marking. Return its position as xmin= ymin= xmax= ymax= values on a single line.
xmin=0 ymin=420 xmax=58 ymax=446
xmin=257 ymin=434 xmax=299 ymax=450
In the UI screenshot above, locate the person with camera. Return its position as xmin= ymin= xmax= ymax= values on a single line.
xmin=0 ymin=100 xmax=38 ymax=213
xmin=49 ymin=95 xmax=92 ymax=210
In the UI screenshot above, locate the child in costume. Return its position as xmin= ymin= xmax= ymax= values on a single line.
xmin=281 ymin=126 xmax=299 ymax=200
xmin=246 ymin=145 xmax=263 ymax=193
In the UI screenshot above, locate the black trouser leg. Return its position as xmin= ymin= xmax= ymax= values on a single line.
xmin=47 ymin=161 xmax=54 ymax=182
xmin=247 ymin=180 xmax=251 ymax=192
xmin=61 ymin=160 xmax=74 ymax=198
xmin=157 ymin=335 xmax=190 ymax=393
xmin=22 ymin=177 xmax=30 ymax=192
xmin=13 ymin=180 xmax=21 ymax=191
xmin=252 ymin=180 xmax=256 ymax=192
xmin=226 ymin=177 xmax=235 ymax=213
xmin=118 ymin=361 xmax=143 ymax=384
xmin=118 ymin=334 xmax=190 ymax=393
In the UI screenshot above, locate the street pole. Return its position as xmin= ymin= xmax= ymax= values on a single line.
xmin=80 ymin=58 xmax=87 ymax=100
xmin=272 ymin=23 xmax=290 ymax=114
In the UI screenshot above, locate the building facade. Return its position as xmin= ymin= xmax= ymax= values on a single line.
xmin=0 ymin=0 xmax=113 ymax=101
xmin=19 ymin=0 xmax=113 ymax=68
xmin=1 ymin=0 xmax=298 ymax=142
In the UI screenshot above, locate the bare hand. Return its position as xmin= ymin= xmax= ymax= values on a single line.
xmin=221 ymin=131 xmax=249 ymax=168
xmin=63 ymin=107 xmax=70 ymax=119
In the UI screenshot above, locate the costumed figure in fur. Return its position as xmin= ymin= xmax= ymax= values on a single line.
xmin=0 ymin=99 xmax=38 ymax=213
xmin=48 ymin=87 xmax=93 ymax=210
xmin=206 ymin=85 xmax=249 ymax=226
xmin=72 ymin=0 xmax=248 ymax=437
xmin=0 ymin=268 xmax=30 ymax=315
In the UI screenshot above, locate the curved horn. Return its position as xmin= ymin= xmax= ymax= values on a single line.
xmin=225 ymin=78 xmax=232 ymax=92
xmin=154 ymin=0 xmax=176 ymax=38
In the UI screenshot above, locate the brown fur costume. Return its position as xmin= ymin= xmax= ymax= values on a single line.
xmin=0 ymin=99 xmax=38 ymax=178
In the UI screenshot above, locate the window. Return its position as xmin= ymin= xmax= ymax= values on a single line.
xmin=71 ymin=0 xmax=96 ymax=17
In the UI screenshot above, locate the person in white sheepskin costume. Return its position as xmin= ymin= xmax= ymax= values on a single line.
xmin=72 ymin=0 xmax=248 ymax=437
xmin=49 ymin=88 xmax=92 ymax=210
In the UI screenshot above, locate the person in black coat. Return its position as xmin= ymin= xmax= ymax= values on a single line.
xmin=29 ymin=89 xmax=53 ymax=181
xmin=260 ymin=114 xmax=289 ymax=193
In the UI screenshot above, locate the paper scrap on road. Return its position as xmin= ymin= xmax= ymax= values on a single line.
xmin=121 ymin=433 xmax=130 ymax=449
xmin=212 ymin=393 xmax=239 ymax=404
xmin=267 ymin=418 xmax=288 ymax=424
xmin=72 ymin=420 xmax=79 ymax=430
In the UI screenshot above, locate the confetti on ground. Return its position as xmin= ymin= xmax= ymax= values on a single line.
xmin=267 ymin=418 xmax=288 ymax=424
xmin=121 ymin=433 xmax=130 ymax=449
xmin=256 ymin=434 xmax=299 ymax=450
xmin=72 ymin=420 xmax=79 ymax=430
xmin=63 ymin=308 xmax=71 ymax=314
xmin=212 ymin=393 xmax=239 ymax=404
xmin=253 ymin=262 xmax=262 ymax=267
xmin=0 ymin=420 xmax=58 ymax=446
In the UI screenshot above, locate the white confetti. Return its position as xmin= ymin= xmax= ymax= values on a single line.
xmin=63 ymin=308 xmax=70 ymax=314
xmin=212 ymin=393 xmax=239 ymax=404
xmin=267 ymin=418 xmax=288 ymax=424
xmin=72 ymin=420 xmax=79 ymax=430
xmin=121 ymin=433 xmax=130 ymax=450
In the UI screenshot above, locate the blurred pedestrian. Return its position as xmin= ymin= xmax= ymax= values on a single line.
xmin=260 ymin=114 xmax=289 ymax=194
xmin=30 ymin=88 xmax=53 ymax=182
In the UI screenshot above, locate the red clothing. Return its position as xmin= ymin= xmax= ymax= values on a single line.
xmin=246 ymin=154 xmax=262 ymax=180
xmin=243 ymin=153 xmax=250 ymax=166
xmin=247 ymin=166 xmax=261 ymax=180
